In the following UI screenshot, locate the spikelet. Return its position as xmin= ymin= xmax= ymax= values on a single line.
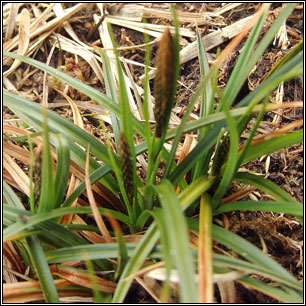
xmin=154 ymin=27 xmax=175 ymax=138
xmin=119 ymin=132 xmax=134 ymax=203
xmin=209 ymin=134 xmax=230 ymax=194
xmin=32 ymin=143 xmax=43 ymax=205
xmin=215 ymin=134 xmax=230 ymax=175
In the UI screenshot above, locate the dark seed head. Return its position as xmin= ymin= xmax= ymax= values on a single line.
xmin=33 ymin=144 xmax=43 ymax=205
xmin=119 ymin=132 xmax=134 ymax=203
xmin=154 ymin=27 xmax=175 ymax=138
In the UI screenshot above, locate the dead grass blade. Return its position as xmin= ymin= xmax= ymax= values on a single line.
xmin=48 ymin=87 xmax=84 ymax=224
xmin=125 ymin=261 xmax=165 ymax=281
xmin=3 ymin=8 xmax=30 ymax=77
xmin=135 ymin=276 xmax=162 ymax=303
xmin=51 ymin=265 xmax=117 ymax=293
xmin=213 ymin=3 xmax=244 ymax=16
xmin=142 ymin=6 xmax=220 ymax=26
xmin=97 ymin=15 xmax=142 ymax=120
xmin=217 ymin=280 xmax=237 ymax=303
xmin=214 ymin=3 xmax=271 ymax=69
xmin=240 ymin=118 xmax=303 ymax=149
xmin=29 ymin=3 xmax=56 ymax=32
xmin=3 ymin=152 xmax=30 ymax=197
xmin=180 ymin=15 xmax=253 ymax=66
xmin=106 ymin=16 xmax=195 ymax=38
xmin=3 ymin=279 xmax=91 ymax=303
xmin=85 ymin=143 xmax=112 ymax=243
xmin=221 ymin=186 xmax=256 ymax=204
xmin=108 ymin=3 xmax=144 ymax=22
xmin=3 ymin=242 xmax=25 ymax=283
xmin=4 ymin=3 xmax=20 ymax=41
xmin=53 ymin=3 xmax=89 ymax=47
xmin=52 ymin=87 xmax=84 ymax=129
xmin=42 ymin=43 xmax=57 ymax=107
xmin=60 ymin=175 xmax=82 ymax=225
xmin=3 ymin=4 xmax=86 ymax=53
xmin=139 ymin=14 xmax=253 ymax=82
xmin=67 ymin=160 xmax=123 ymax=212
xmin=4 ymin=141 xmax=31 ymax=165
xmin=177 ymin=135 xmax=197 ymax=165
xmin=198 ymin=195 xmax=213 ymax=303
xmin=71 ymin=214 xmax=110 ymax=244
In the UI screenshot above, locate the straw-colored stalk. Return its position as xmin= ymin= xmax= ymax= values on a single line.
xmin=119 ymin=132 xmax=134 ymax=203
xmin=154 ymin=27 xmax=175 ymax=138
xmin=32 ymin=143 xmax=43 ymax=205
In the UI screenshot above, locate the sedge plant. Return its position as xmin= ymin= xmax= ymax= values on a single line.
xmin=3 ymin=3 xmax=303 ymax=303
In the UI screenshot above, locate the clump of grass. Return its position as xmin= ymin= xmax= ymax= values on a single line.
xmin=3 ymin=3 xmax=303 ymax=304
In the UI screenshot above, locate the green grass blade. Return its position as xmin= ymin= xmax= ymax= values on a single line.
xmin=155 ymin=180 xmax=197 ymax=302
xmin=37 ymin=109 xmax=55 ymax=213
xmin=238 ymin=276 xmax=302 ymax=303
xmin=241 ymin=130 xmax=303 ymax=164
xmin=236 ymin=41 xmax=302 ymax=110
xmin=106 ymin=24 xmax=139 ymax=214
xmin=3 ymin=181 xmax=25 ymax=209
xmin=178 ymin=175 xmax=213 ymax=211
xmin=221 ymin=6 xmax=269 ymax=110
xmin=196 ymin=29 xmax=213 ymax=119
xmin=213 ymin=254 xmax=302 ymax=290
xmin=142 ymin=28 xmax=155 ymax=185
xmin=112 ymin=222 xmax=129 ymax=280
xmin=263 ymin=40 xmax=303 ymax=82
xmin=192 ymin=29 xmax=215 ymax=181
xmin=45 ymin=243 xmax=132 ymax=263
xmin=168 ymin=123 xmax=223 ymax=185
xmin=236 ymin=98 xmax=268 ymax=167
xmin=226 ymin=3 xmax=297 ymax=110
xmin=214 ymin=200 xmax=302 ymax=217
xmin=4 ymin=90 xmax=118 ymax=191
xmin=112 ymin=224 xmax=160 ymax=302
xmin=212 ymin=111 xmax=239 ymax=207
xmin=234 ymin=171 xmax=300 ymax=203
xmin=37 ymin=220 xmax=88 ymax=248
xmin=26 ymin=235 xmax=60 ymax=302
xmin=187 ymin=218 xmax=301 ymax=290
xmin=3 ymin=51 xmax=146 ymax=137
xmin=149 ymin=208 xmax=173 ymax=297
xmin=62 ymin=164 xmax=114 ymax=208
xmin=212 ymin=225 xmax=300 ymax=285
xmin=98 ymin=48 xmax=121 ymax=150
xmin=244 ymin=3 xmax=297 ymax=81
xmin=163 ymin=58 xmax=218 ymax=178
xmin=4 ymin=91 xmax=112 ymax=166
xmin=52 ymin=133 xmax=70 ymax=208
xmin=3 ymin=205 xmax=131 ymax=241
xmin=163 ymin=25 xmax=221 ymax=179
xmin=67 ymin=140 xmax=118 ymax=193
xmin=164 ymin=103 xmax=301 ymax=144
